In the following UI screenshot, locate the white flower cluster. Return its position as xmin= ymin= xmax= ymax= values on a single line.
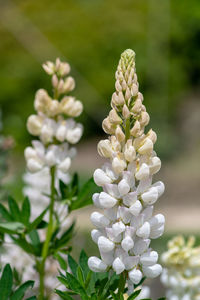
xmin=88 ymin=49 xmax=165 ymax=292
xmin=161 ymin=236 xmax=200 ymax=300
xmin=25 ymin=58 xmax=83 ymax=174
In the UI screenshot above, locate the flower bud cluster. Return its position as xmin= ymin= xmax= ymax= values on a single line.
xmin=88 ymin=49 xmax=165 ymax=291
xmin=161 ymin=236 xmax=200 ymax=300
xmin=25 ymin=58 xmax=83 ymax=174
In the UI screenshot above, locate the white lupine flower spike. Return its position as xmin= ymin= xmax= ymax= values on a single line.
xmin=88 ymin=49 xmax=165 ymax=294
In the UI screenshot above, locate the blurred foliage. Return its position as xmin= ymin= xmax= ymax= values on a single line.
xmin=0 ymin=0 xmax=199 ymax=158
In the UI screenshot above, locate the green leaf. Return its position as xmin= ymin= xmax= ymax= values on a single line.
xmin=12 ymin=237 xmax=36 ymax=255
xmin=110 ymin=291 xmax=118 ymax=300
xmin=10 ymin=280 xmax=34 ymax=300
xmin=0 ymin=203 xmax=13 ymax=221
xmin=79 ymin=250 xmax=89 ymax=279
xmin=68 ymin=254 xmax=78 ymax=277
xmin=54 ymin=222 xmax=75 ymax=250
xmin=65 ymin=272 xmax=88 ymax=300
xmin=0 ymin=264 xmax=13 ymax=300
xmin=8 ymin=196 xmax=21 ymax=221
xmin=157 ymin=298 xmax=166 ymax=300
xmin=76 ymin=266 xmax=85 ymax=287
xmin=55 ymin=290 xmax=74 ymax=300
xmin=21 ymin=197 xmax=31 ymax=225
xmin=0 ymin=222 xmax=25 ymax=234
xmin=28 ymin=207 xmax=48 ymax=232
xmin=70 ymin=178 xmax=97 ymax=211
xmin=54 ymin=253 xmax=67 ymax=271
xmin=127 ymin=289 xmax=141 ymax=300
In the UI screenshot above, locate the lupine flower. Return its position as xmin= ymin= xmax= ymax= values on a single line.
xmin=88 ymin=49 xmax=165 ymax=293
xmin=161 ymin=236 xmax=200 ymax=300
xmin=25 ymin=58 xmax=83 ymax=174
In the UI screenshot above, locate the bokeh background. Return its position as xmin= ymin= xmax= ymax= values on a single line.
xmin=0 ymin=0 xmax=200 ymax=296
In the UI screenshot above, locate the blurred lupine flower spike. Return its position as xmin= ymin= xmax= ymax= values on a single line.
xmin=161 ymin=235 xmax=200 ymax=299
xmin=88 ymin=49 xmax=165 ymax=294
xmin=25 ymin=57 xmax=83 ymax=174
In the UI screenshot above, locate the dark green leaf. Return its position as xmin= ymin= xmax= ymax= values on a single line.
xmin=55 ymin=290 xmax=74 ymax=300
xmin=28 ymin=207 xmax=48 ymax=232
xmin=0 ymin=264 xmax=13 ymax=300
xmin=0 ymin=203 xmax=13 ymax=221
xmin=8 ymin=196 xmax=21 ymax=221
xmin=54 ymin=253 xmax=67 ymax=271
xmin=68 ymin=254 xmax=78 ymax=277
xmin=76 ymin=266 xmax=85 ymax=287
xmin=65 ymin=272 xmax=88 ymax=300
xmin=0 ymin=222 xmax=25 ymax=234
xmin=10 ymin=280 xmax=34 ymax=300
xmin=127 ymin=289 xmax=141 ymax=300
xmin=21 ymin=197 xmax=31 ymax=225
xmin=79 ymin=250 xmax=89 ymax=279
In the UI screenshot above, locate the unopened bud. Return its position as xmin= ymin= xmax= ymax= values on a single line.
xmin=58 ymin=79 xmax=64 ymax=93
xmin=147 ymin=129 xmax=157 ymax=144
xmin=55 ymin=58 xmax=61 ymax=71
xmin=63 ymin=76 xmax=75 ymax=92
xmin=124 ymin=139 xmax=136 ymax=162
xmin=138 ymin=137 xmax=153 ymax=155
xmin=121 ymin=80 xmax=127 ymax=91
xmin=130 ymin=120 xmax=141 ymax=137
xmin=112 ymin=156 xmax=126 ymax=174
xmin=110 ymin=136 xmax=121 ymax=152
xmin=115 ymin=80 xmax=122 ymax=92
xmin=122 ymin=104 xmax=130 ymax=119
xmin=27 ymin=115 xmax=43 ymax=136
xmin=42 ymin=61 xmax=54 ymax=75
xmin=102 ymin=117 xmax=116 ymax=134
xmin=48 ymin=100 xmax=60 ymax=116
xmin=140 ymin=111 xmax=150 ymax=127
xmin=131 ymin=98 xmax=142 ymax=113
xmin=109 ymin=109 xmax=122 ymax=124
xmin=115 ymin=125 xmax=125 ymax=142
xmin=52 ymin=74 xmax=58 ymax=88
xmin=125 ymin=87 xmax=131 ymax=100
xmin=68 ymin=100 xmax=83 ymax=117
xmin=59 ymin=62 xmax=70 ymax=76
xmin=131 ymin=84 xmax=138 ymax=96
xmin=98 ymin=140 xmax=112 ymax=158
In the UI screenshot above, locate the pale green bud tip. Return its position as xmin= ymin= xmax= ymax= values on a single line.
xmin=121 ymin=49 xmax=135 ymax=61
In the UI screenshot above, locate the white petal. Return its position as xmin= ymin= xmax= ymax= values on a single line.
xmin=123 ymin=191 xmax=137 ymax=206
xmin=92 ymin=193 xmax=102 ymax=208
xmin=150 ymin=224 xmax=165 ymax=239
xmin=149 ymin=214 xmax=165 ymax=228
xmin=135 ymin=163 xmax=150 ymax=180
xmin=112 ymin=257 xmax=125 ymax=274
xmin=93 ymin=169 xmax=111 ymax=186
xmin=58 ymin=157 xmax=71 ymax=173
xmin=133 ymin=239 xmax=150 ymax=255
xmin=140 ymin=251 xmax=158 ymax=266
xmin=152 ymin=181 xmax=165 ymax=197
xmin=124 ymin=256 xmax=139 ymax=270
xmin=27 ymin=158 xmax=43 ymax=173
xmin=128 ymin=268 xmax=142 ymax=284
xmin=106 ymin=228 xmax=122 ymax=243
xmin=129 ymin=201 xmax=142 ymax=216
xmin=91 ymin=229 xmax=102 ymax=243
xmin=99 ymin=192 xmax=117 ymax=208
xmin=101 ymin=250 xmax=114 ymax=265
xmin=24 ymin=147 xmax=37 ymax=160
xmin=103 ymin=183 xmax=120 ymax=198
xmin=143 ymin=264 xmax=162 ymax=278
xmin=112 ymin=221 xmax=126 ymax=236
xmin=142 ymin=206 xmax=153 ymax=221
xmin=91 ymin=212 xmax=110 ymax=228
xmin=117 ymin=206 xmax=131 ymax=224
xmin=141 ymin=187 xmax=158 ymax=205
xmin=118 ymin=179 xmax=130 ymax=196
xmin=98 ymin=236 xmax=115 ymax=253
xmin=88 ymin=257 xmax=107 ymax=272
xmin=136 ymin=222 xmax=150 ymax=239
xmin=121 ymin=236 xmax=134 ymax=252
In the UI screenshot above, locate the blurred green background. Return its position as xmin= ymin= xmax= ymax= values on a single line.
xmin=0 ymin=0 xmax=200 ymax=296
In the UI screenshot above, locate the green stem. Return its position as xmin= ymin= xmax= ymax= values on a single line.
xmin=118 ymin=271 xmax=127 ymax=297
xmin=125 ymin=117 xmax=130 ymax=141
xmin=38 ymin=166 xmax=56 ymax=300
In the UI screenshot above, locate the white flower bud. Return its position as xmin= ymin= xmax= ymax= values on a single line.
xmin=56 ymin=124 xmax=67 ymax=142
xmin=91 ymin=212 xmax=110 ymax=228
xmin=27 ymin=158 xmax=43 ymax=173
xmin=129 ymin=268 xmax=142 ymax=284
xmin=121 ymin=236 xmax=134 ymax=251
xmin=147 ymin=129 xmax=157 ymax=144
xmin=138 ymin=138 xmax=153 ymax=155
xmin=129 ymin=200 xmax=142 ymax=216
xmin=124 ymin=140 xmax=136 ymax=162
xmin=131 ymin=84 xmax=138 ymax=96
xmin=66 ymin=126 xmax=83 ymax=144
xmin=112 ymin=221 xmax=126 ymax=236
xmin=97 ymin=140 xmax=112 ymax=158
xmin=88 ymin=257 xmax=107 ymax=272
xmin=98 ymin=236 xmax=115 ymax=253
xmin=59 ymin=62 xmax=70 ymax=76
xmin=58 ymin=157 xmax=71 ymax=173
xmin=140 ymin=111 xmax=150 ymax=127
xmin=124 ymin=256 xmax=139 ymax=270
xmin=143 ymin=264 xmax=162 ymax=278
xmin=122 ymin=104 xmax=130 ymax=119
xmin=115 ymin=80 xmax=122 ymax=92
xmin=68 ymin=100 xmax=83 ymax=117
xmin=141 ymin=187 xmax=159 ymax=205
xmin=60 ymin=96 xmax=74 ymax=114
xmin=112 ymin=157 xmax=126 ymax=174
xmin=45 ymin=149 xmax=57 ymax=166
xmin=109 ymin=109 xmax=122 ymax=124
xmin=48 ymin=100 xmax=60 ymax=116
xmin=152 ymin=181 xmax=165 ymax=197
xmin=118 ymin=179 xmax=130 ymax=196
xmin=115 ymin=126 xmax=125 ymax=142
xmin=150 ymin=225 xmax=164 ymax=239
xmin=102 ymin=117 xmax=115 ymax=134
xmin=52 ymin=74 xmax=58 ymax=88
xmin=63 ymin=76 xmax=75 ymax=92
xmin=93 ymin=169 xmax=112 ymax=186
xmin=40 ymin=124 xmax=54 ymax=144
xmin=91 ymin=229 xmax=102 ymax=244
xmin=150 ymin=157 xmax=161 ymax=174
xmin=112 ymin=258 xmax=125 ymax=274
xmin=24 ymin=147 xmax=37 ymax=160
xmin=130 ymin=120 xmax=141 ymax=137
xmin=140 ymin=251 xmax=158 ymax=266
xmin=133 ymin=239 xmax=150 ymax=255
xmin=99 ymin=192 xmax=117 ymax=209
xmin=42 ymin=61 xmax=54 ymax=75
xmin=131 ymin=98 xmax=142 ymax=113
xmin=135 ymin=163 xmax=150 ymax=180
xmin=136 ymin=222 xmax=150 ymax=239
xmin=27 ymin=115 xmax=43 ymax=136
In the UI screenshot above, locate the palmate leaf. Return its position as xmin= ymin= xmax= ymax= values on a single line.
xmin=0 ymin=264 xmax=35 ymax=300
